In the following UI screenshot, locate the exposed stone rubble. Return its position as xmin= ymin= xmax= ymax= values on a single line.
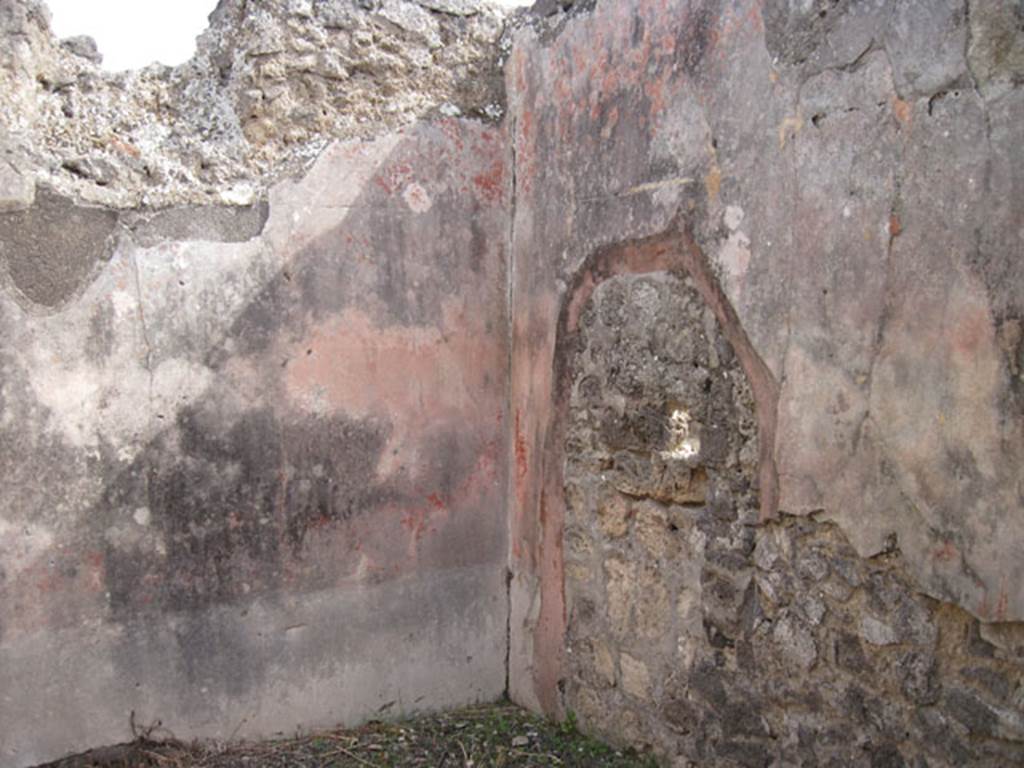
xmin=564 ymin=274 xmax=1024 ymax=767
xmin=0 ymin=0 xmax=508 ymax=208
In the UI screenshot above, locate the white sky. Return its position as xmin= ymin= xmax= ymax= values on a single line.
xmin=47 ymin=0 xmax=216 ymax=71
xmin=46 ymin=0 xmax=532 ymax=72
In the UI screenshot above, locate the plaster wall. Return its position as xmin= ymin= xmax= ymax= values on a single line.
xmin=0 ymin=120 xmax=511 ymax=767
xmin=505 ymin=0 xmax=1024 ymax=755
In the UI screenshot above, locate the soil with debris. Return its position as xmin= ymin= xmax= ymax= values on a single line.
xmin=38 ymin=702 xmax=659 ymax=768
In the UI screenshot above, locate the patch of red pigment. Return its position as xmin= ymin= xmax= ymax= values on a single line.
xmin=401 ymin=508 xmax=429 ymax=541
xmin=933 ymin=541 xmax=958 ymax=562
xmin=85 ymin=550 xmax=105 ymax=591
xmin=373 ymin=162 xmax=414 ymax=195
xmin=893 ymin=98 xmax=912 ymax=126
xmin=473 ymin=159 xmax=506 ymax=205
xmin=952 ymin=305 xmax=991 ymax=360
xmin=308 ymin=514 xmax=333 ymax=531
xmin=440 ymin=118 xmax=465 ymax=150
xmin=994 ymin=576 xmax=1010 ymax=621
xmin=515 ymin=409 xmax=529 ymax=481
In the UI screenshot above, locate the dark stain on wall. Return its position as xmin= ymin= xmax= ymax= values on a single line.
xmin=98 ymin=405 xmax=393 ymax=618
xmin=226 ymin=195 xmax=486 ymax=361
xmin=678 ymin=0 xmax=720 ymax=78
xmin=762 ymin=0 xmax=858 ymax=69
xmin=123 ymin=201 xmax=270 ymax=247
xmin=0 ymin=188 xmax=118 ymax=308
xmin=529 ymin=0 xmax=600 ymax=44
xmin=84 ymin=299 xmax=117 ymax=363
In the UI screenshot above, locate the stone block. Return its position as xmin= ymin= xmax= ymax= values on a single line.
xmin=592 ymin=639 xmax=616 ymax=687
xmin=597 ymin=492 xmax=630 ymax=539
xmin=620 ymin=653 xmax=651 ymax=700
xmin=884 ymin=0 xmax=968 ymax=98
xmin=604 ymin=556 xmax=634 ymax=637
xmin=773 ymin=614 xmax=818 ymax=672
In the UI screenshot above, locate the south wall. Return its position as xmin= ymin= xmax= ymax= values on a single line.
xmin=0 ymin=120 xmax=511 ymax=767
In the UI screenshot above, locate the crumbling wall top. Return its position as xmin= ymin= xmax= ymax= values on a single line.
xmin=0 ymin=0 xmax=509 ymax=208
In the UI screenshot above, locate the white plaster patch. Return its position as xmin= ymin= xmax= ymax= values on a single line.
xmin=292 ymin=383 xmax=332 ymax=416
xmin=652 ymin=183 xmax=683 ymax=209
xmin=26 ymin=349 xmax=213 ymax=450
xmin=661 ymin=408 xmax=701 ymax=460
xmin=264 ymin=133 xmax=402 ymax=252
xmin=109 ymin=288 xmax=138 ymax=318
xmin=150 ymin=357 xmax=215 ymax=413
xmin=27 ymin=359 xmax=109 ymax=449
xmin=718 ymin=230 xmax=752 ymax=283
xmin=625 ymin=176 xmax=693 ymax=196
xmin=0 ymin=160 xmax=35 ymax=212
xmin=0 ymin=518 xmax=54 ymax=577
xmin=133 ymin=507 xmax=151 ymax=526
xmin=724 ymin=205 xmax=744 ymax=231
xmin=17 ymin=234 xmax=277 ymax=454
xmin=861 ymin=615 xmax=898 ymax=646
xmin=676 ymin=587 xmax=698 ymax=621
xmin=0 ymin=382 xmax=12 ymax=428
xmin=402 ymin=182 xmax=432 ymax=213
xmin=219 ymin=182 xmax=256 ymax=206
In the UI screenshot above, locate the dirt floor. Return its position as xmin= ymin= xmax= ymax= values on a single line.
xmin=40 ymin=702 xmax=658 ymax=768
